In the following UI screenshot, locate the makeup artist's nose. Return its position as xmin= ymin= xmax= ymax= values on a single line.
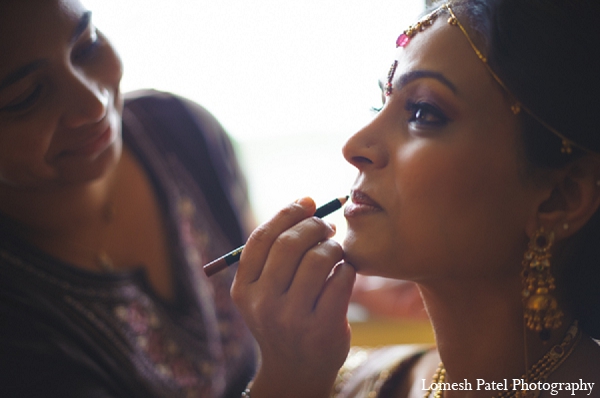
xmin=59 ymin=71 xmax=108 ymax=128
xmin=342 ymin=121 xmax=389 ymax=170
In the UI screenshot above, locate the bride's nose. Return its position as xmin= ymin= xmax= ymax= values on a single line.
xmin=342 ymin=118 xmax=389 ymax=170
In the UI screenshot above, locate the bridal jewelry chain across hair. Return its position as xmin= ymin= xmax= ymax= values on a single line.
xmin=391 ymin=2 xmax=596 ymax=157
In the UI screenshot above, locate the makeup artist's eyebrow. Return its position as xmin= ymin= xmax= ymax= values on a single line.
xmin=0 ymin=12 xmax=92 ymax=94
xmin=396 ymin=70 xmax=458 ymax=94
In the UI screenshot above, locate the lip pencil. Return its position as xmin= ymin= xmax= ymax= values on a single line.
xmin=203 ymin=196 xmax=349 ymax=277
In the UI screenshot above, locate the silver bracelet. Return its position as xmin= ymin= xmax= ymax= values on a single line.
xmin=241 ymin=380 xmax=253 ymax=398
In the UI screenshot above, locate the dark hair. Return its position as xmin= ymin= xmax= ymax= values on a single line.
xmin=446 ymin=0 xmax=600 ymax=338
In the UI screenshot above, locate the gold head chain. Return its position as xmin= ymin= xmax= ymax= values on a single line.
xmin=392 ymin=3 xmax=593 ymax=157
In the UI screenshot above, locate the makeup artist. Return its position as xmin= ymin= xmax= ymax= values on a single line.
xmin=0 ymin=0 xmax=255 ymax=396
xmin=231 ymin=0 xmax=600 ymax=397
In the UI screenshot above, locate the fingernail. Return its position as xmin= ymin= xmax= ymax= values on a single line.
xmin=328 ymin=222 xmax=337 ymax=233
xmin=294 ymin=197 xmax=313 ymax=208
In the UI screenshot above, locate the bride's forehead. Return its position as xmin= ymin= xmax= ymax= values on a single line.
xmin=392 ymin=21 xmax=485 ymax=83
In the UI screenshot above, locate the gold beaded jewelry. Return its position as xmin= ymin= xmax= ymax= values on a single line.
xmin=496 ymin=321 xmax=580 ymax=398
xmin=396 ymin=7 xmax=446 ymax=48
xmin=521 ymin=227 xmax=563 ymax=340
xmin=423 ymin=363 xmax=446 ymax=398
xmin=424 ymin=322 xmax=580 ymax=398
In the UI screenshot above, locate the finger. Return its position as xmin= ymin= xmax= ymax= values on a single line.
xmin=314 ymin=262 xmax=356 ymax=325
xmin=261 ymin=217 xmax=336 ymax=295
xmin=286 ymin=239 xmax=344 ymax=310
xmin=235 ymin=197 xmax=316 ymax=284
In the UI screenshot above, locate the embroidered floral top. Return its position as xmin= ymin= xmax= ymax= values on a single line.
xmin=0 ymin=91 xmax=256 ymax=397
xmin=333 ymin=345 xmax=430 ymax=397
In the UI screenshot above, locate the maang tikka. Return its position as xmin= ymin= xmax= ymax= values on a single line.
xmin=521 ymin=228 xmax=563 ymax=340
xmin=385 ymin=7 xmax=444 ymax=97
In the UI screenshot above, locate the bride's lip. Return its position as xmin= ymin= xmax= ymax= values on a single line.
xmin=344 ymin=190 xmax=383 ymax=217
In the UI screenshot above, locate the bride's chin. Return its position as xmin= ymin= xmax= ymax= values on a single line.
xmin=342 ymin=244 xmax=372 ymax=274
xmin=343 ymin=241 xmax=402 ymax=278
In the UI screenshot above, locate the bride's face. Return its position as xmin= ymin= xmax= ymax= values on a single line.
xmin=342 ymin=18 xmax=544 ymax=282
xmin=0 ymin=0 xmax=123 ymax=188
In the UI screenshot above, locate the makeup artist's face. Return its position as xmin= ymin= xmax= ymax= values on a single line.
xmin=342 ymin=19 xmax=542 ymax=282
xmin=0 ymin=0 xmax=123 ymax=188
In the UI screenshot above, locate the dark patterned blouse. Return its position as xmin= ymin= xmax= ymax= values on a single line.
xmin=0 ymin=91 xmax=256 ymax=397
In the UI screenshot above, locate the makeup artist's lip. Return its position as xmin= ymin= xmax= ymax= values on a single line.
xmin=60 ymin=123 xmax=114 ymax=158
xmin=344 ymin=190 xmax=383 ymax=217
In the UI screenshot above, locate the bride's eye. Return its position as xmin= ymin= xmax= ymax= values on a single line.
xmin=406 ymin=101 xmax=448 ymax=127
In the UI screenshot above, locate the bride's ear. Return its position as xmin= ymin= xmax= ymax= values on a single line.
xmin=527 ymin=156 xmax=600 ymax=240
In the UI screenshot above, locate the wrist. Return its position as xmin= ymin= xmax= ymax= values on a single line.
xmin=247 ymin=366 xmax=336 ymax=398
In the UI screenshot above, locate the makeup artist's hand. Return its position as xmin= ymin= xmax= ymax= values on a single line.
xmin=231 ymin=197 xmax=356 ymax=398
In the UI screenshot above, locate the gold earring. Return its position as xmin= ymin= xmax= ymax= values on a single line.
xmin=522 ymin=228 xmax=563 ymax=340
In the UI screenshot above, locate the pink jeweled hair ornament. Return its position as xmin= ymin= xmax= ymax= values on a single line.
xmin=396 ymin=7 xmax=445 ymax=48
xmin=386 ymin=7 xmax=446 ymax=96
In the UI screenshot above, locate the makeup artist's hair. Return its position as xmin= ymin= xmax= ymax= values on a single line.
xmin=440 ymin=0 xmax=600 ymax=338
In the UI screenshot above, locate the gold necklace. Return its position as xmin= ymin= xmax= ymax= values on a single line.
xmin=495 ymin=321 xmax=580 ymax=398
xmin=424 ymin=321 xmax=580 ymax=398
xmin=424 ymin=363 xmax=447 ymax=398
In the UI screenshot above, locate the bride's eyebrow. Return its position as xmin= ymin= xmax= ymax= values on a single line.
xmin=396 ymin=70 xmax=458 ymax=94
xmin=70 ymin=11 xmax=92 ymax=44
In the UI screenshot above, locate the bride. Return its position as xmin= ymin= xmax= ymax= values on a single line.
xmin=231 ymin=0 xmax=600 ymax=397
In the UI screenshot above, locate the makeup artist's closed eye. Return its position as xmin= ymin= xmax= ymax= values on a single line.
xmin=0 ymin=12 xmax=103 ymax=115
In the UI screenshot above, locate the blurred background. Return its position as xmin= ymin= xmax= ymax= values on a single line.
xmin=82 ymin=0 xmax=433 ymax=345
xmin=82 ymin=0 xmax=425 ymax=233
